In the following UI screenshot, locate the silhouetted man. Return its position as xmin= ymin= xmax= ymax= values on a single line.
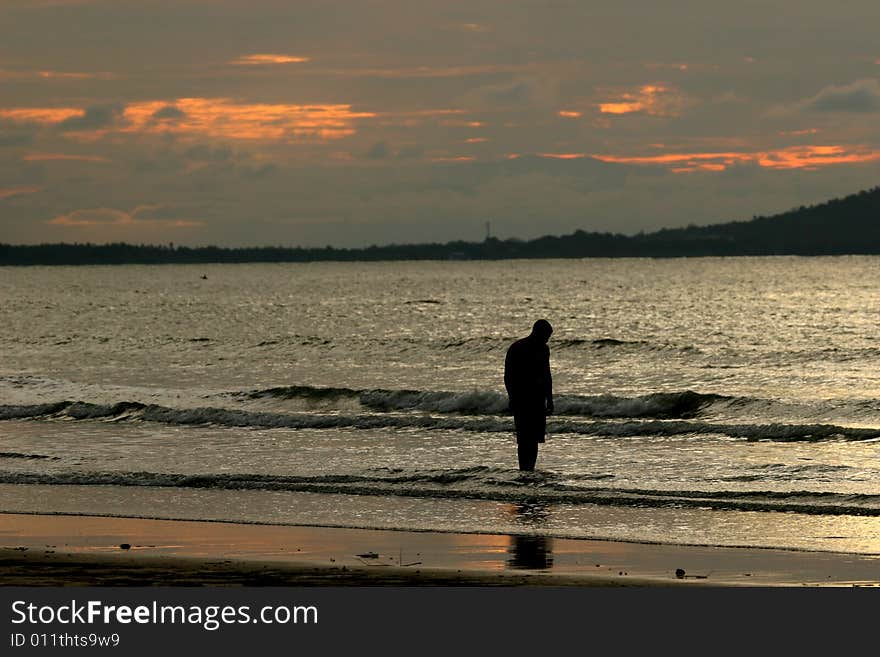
xmin=504 ymin=319 xmax=554 ymax=471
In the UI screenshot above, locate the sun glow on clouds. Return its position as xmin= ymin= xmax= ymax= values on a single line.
xmin=439 ymin=119 xmax=483 ymax=128
xmin=779 ymin=128 xmax=820 ymax=136
xmin=558 ymin=110 xmax=582 ymax=118
xmin=229 ymin=54 xmax=311 ymax=66
xmin=376 ymin=109 xmax=466 ymax=127
xmin=0 ymin=69 xmax=115 ymax=80
xmin=599 ymin=101 xmax=643 ymax=115
xmin=598 ymin=85 xmax=679 ymax=116
xmin=459 ymin=23 xmax=489 ymax=32
xmin=594 ymin=145 xmax=880 ymax=171
xmin=125 ymin=99 xmax=375 ymax=141
xmin=23 ymin=153 xmax=109 ymax=162
xmin=48 ymin=205 xmax=203 ymax=228
xmin=0 ymin=107 xmax=83 ymax=123
xmin=537 ymin=152 xmax=586 ymax=160
xmin=0 ymin=99 xmax=375 ymax=141
xmin=0 ymin=186 xmax=41 ymax=200
xmin=757 ymin=145 xmax=880 ymax=169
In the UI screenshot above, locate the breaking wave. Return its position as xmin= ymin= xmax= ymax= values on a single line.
xmin=245 ymin=385 xmax=724 ymax=418
xmin=0 ymin=451 xmax=57 ymax=460
xmin=2 ymin=467 xmax=878 ymax=516
xmin=2 ymin=400 xmax=880 ymax=442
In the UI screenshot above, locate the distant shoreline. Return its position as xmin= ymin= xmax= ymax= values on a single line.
xmin=3 ymin=186 xmax=878 ymax=265
xmin=0 ymin=250 xmax=880 ymax=267
xmin=2 ymin=244 xmax=880 ymax=266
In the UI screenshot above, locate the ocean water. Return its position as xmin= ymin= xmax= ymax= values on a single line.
xmin=2 ymin=257 xmax=880 ymax=554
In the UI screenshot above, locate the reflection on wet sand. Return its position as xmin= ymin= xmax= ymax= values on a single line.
xmin=506 ymin=502 xmax=554 ymax=570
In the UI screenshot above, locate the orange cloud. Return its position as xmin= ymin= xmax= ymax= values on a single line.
xmin=388 ymin=109 xmax=466 ymax=117
xmin=48 ymin=205 xmax=204 ymax=228
xmin=1 ymin=98 xmax=375 ymax=142
xmin=558 ymin=110 xmax=583 ymax=118
xmin=320 ymin=64 xmax=521 ymax=79
xmin=459 ymin=23 xmax=489 ymax=32
xmin=599 ymin=102 xmax=644 ymax=115
xmin=645 ymin=62 xmax=691 ymax=72
xmin=757 ymin=145 xmax=880 ymax=169
xmin=376 ymin=109 xmax=467 ymax=127
xmin=670 ymin=163 xmax=727 ymax=173
xmin=230 ymin=54 xmax=311 ymax=66
xmin=439 ymin=119 xmax=483 ymax=127
xmin=23 ymin=153 xmax=110 ymax=162
xmin=465 ymin=137 xmax=488 ymax=143
xmin=597 ymin=84 xmax=684 ymax=116
xmin=37 ymin=70 xmax=116 ymax=80
xmin=0 ymin=107 xmax=83 ymax=123
xmin=123 ymin=98 xmax=375 ymax=141
xmin=537 ymin=152 xmax=586 ymax=160
xmin=595 ymin=151 xmax=750 ymax=166
xmin=778 ymin=128 xmax=820 ymax=137
xmin=0 ymin=69 xmax=115 ymax=81
xmin=0 ymin=186 xmax=41 ymax=200
xmin=431 ymin=156 xmax=476 ymax=162
xmin=594 ymin=144 xmax=880 ymax=171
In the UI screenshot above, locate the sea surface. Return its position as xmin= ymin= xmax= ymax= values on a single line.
xmin=2 ymin=257 xmax=880 ymax=554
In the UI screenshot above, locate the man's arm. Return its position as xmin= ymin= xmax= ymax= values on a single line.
xmin=543 ymin=345 xmax=554 ymax=414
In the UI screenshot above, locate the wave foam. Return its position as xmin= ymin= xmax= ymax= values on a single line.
xmin=2 ymin=468 xmax=877 ymax=516
xmin=3 ymin=400 xmax=880 ymax=442
xmin=245 ymin=384 xmax=724 ymax=418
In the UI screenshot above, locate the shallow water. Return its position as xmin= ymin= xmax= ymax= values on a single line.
xmin=2 ymin=257 xmax=879 ymax=552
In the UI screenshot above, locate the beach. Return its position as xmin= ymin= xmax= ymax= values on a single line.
xmin=3 ymin=260 xmax=880 ymax=588
xmin=2 ymin=513 xmax=879 ymax=587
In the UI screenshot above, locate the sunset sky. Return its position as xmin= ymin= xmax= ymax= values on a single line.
xmin=1 ymin=0 xmax=879 ymax=247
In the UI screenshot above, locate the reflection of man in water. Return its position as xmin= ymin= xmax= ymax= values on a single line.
xmin=506 ymin=502 xmax=554 ymax=570
xmin=504 ymin=319 xmax=554 ymax=471
xmin=508 ymin=534 xmax=554 ymax=570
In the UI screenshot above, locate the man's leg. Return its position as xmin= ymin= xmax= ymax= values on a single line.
xmin=517 ymin=441 xmax=538 ymax=471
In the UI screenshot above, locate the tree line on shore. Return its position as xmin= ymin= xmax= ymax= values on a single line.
xmin=2 ymin=186 xmax=878 ymax=265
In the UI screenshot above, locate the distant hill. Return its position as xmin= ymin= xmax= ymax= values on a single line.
xmin=634 ymin=185 xmax=880 ymax=256
xmin=2 ymin=185 xmax=879 ymax=265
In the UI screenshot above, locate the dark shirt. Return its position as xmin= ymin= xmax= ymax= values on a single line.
xmin=504 ymin=336 xmax=552 ymax=413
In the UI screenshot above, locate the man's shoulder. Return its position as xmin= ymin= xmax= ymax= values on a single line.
xmin=507 ymin=336 xmax=530 ymax=352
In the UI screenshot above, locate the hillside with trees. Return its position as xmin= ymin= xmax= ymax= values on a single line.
xmin=2 ymin=186 xmax=879 ymax=265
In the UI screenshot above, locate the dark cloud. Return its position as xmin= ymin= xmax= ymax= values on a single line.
xmin=396 ymin=145 xmax=425 ymax=160
xmin=466 ymin=78 xmax=556 ymax=110
xmin=184 ymin=144 xmax=234 ymax=162
xmin=151 ymin=105 xmax=187 ymax=121
xmin=56 ymin=103 xmax=124 ymax=131
xmin=801 ymin=79 xmax=880 ymax=113
xmin=365 ymin=140 xmax=390 ymax=159
xmin=0 ymin=124 xmax=35 ymax=147
xmin=240 ymin=163 xmax=279 ymax=180
xmin=133 ymin=152 xmax=185 ymax=174
xmin=0 ymin=161 xmax=45 ymax=185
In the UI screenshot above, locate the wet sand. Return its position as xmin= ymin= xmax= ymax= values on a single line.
xmin=1 ymin=513 xmax=878 ymax=586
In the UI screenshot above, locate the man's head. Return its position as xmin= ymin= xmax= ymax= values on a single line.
xmin=531 ymin=319 xmax=553 ymax=343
